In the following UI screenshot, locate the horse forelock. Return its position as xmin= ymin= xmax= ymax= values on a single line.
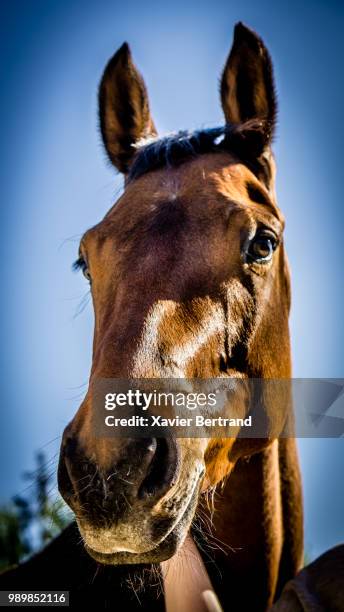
xmin=128 ymin=119 xmax=273 ymax=183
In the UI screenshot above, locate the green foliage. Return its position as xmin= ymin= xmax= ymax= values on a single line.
xmin=0 ymin=451 xmax=70 ymax=571
xmin=0 ymin=506 xmax=31 ymax=569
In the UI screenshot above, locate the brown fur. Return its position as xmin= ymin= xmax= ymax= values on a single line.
xmin=1 ymin=23 xmax=304 ymax=611
xmin=272 ymin=544 xmax=344 ymax=611
xmin=58 ymin=22 xmax=304 ymax=610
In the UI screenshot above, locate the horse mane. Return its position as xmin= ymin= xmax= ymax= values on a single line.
xmin=128 ymin=118 xmax=272 ymax=182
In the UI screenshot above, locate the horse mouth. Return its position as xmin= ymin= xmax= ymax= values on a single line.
xmin=83 ymin=479 xmax=201 ymax=565
xmin=85 ymin=528 xmax=179 ymax=565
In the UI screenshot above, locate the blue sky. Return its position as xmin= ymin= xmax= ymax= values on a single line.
xmin=0 ymin=0 xmax=343 ymax=560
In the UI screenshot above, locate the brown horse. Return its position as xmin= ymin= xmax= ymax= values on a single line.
xmin=1 ymin=23 xmax=304 ymax=611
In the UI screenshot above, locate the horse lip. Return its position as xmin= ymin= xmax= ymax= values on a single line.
xmin=84 ymin=517 xmax=184 ymax=565
xmin=84 ymin=540 xmax=141 ymax=555
xmin=79 ymin=523 xmax=157 ymax=555
xmin=83 ymin=476 xmax=203 ymax=565
xmin=85 ymin=540 xmax=165 ymax=562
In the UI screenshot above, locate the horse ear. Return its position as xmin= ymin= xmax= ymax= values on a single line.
xmin=98 ymin=43 xmax=157 ymax=173
xmin=220 ymin=23 xmax=277 ymax=140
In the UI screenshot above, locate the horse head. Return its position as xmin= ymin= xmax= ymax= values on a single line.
xmin=58 ymin=23 xmax=292 ymax=566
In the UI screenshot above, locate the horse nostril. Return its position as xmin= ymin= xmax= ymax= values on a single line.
xmin=58 ymin=433 xmax=86 ymax=503
xmin=58 ymin=447 xmax=75 ymax=503
xmin=138 ymin=437 xmax=179 ymax=501
xmin=58 ymin=432 xmax=179 ymax=520
xmin=63 ymin=434 xmax=78 ymax=459
xmin=147 ymin=439 xmax=157 ymax=454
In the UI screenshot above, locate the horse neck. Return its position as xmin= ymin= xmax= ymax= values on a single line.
xmin=196 ymin=269 xmax=294 ymax=608
xmin=197 ymin=440 xmax=283 ymax=609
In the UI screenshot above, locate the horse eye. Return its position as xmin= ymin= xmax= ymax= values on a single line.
xmin=73 ymin=256 xmax=91 ymax=282
xmin=83 ymin=267 xmax=91 ymax=282
xmin=247 ymin=233 xmax=277 ymax=263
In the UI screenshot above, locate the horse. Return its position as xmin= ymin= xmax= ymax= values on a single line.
xmin=0 ymin=23 xmax=304 ymax=611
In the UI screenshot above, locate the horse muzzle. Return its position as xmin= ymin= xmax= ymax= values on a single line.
xmin=57 ymin=428 xmax=199 ymax=561
xmin=58 ymin=430 xmax=180 ymax=514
